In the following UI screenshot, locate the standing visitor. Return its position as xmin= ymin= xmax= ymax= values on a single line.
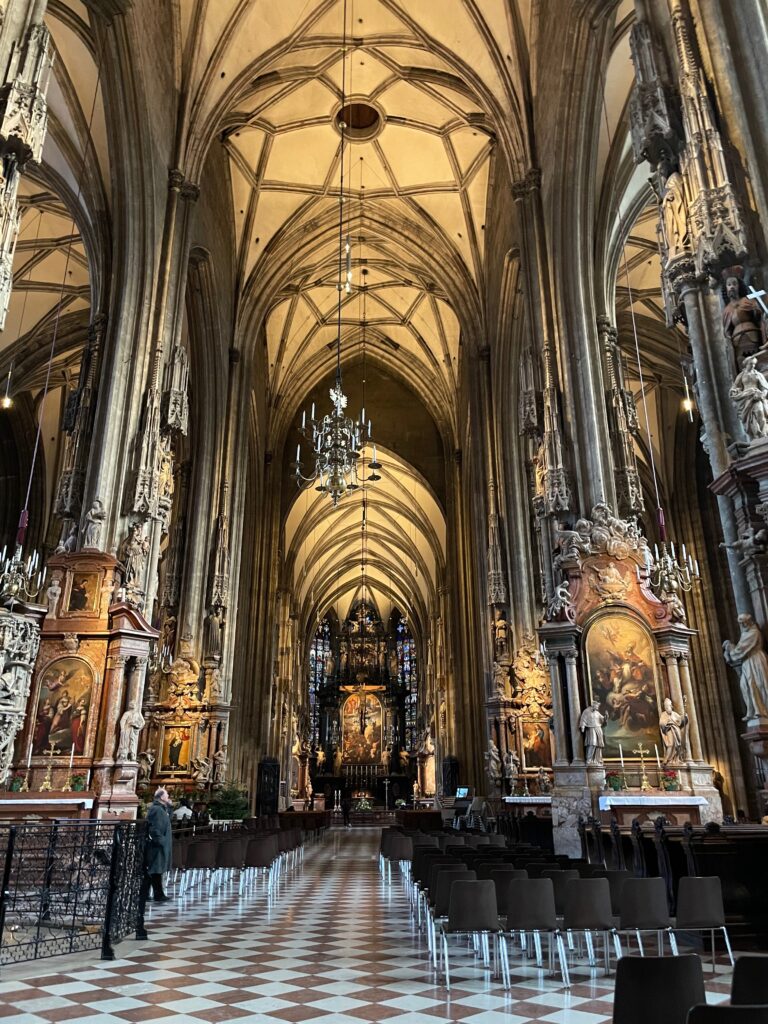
xmin=146 ymin=786 xmax=173 ymax=901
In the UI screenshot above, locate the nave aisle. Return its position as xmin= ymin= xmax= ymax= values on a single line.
xmin=7 ymin=829 xmax=732 ymax=1024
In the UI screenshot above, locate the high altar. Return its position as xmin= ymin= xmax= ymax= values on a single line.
xmin=305 ymin=602 xmax=433 ymax=803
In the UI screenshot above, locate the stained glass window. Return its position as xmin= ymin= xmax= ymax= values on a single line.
xmin=395 ymin=613 xmax=418 ymax=751
xmin=308 ymin=617 xmax=332 ymax=746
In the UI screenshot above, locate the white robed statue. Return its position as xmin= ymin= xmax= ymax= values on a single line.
xmin=723 ymin=613 xmax=768 ymax=720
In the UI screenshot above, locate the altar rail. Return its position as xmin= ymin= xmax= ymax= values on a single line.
xmin=0 ymin=819 xmax=145 ymax=965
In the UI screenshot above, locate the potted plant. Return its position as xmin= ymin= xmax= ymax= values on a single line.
xmin=395 ymin=798 xmax=407 ymax=809
xmin=605 ymin=770 xmax=623 ymax=792
xmin=208 ymin=782 xmax=249 ymax=821
xmin=355 ymin=796 xmax=373 ymax=812
xmin=70 ymin=774 xmax=87 ymax=792
xmin=661 ymin=769 xmax=680 ymax=791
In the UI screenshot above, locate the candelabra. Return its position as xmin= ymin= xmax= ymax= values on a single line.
xmin=294 ymin=384 xmax=381 ymax=507
xmin=0 ymin=543 xmax=46 ymax=606
xmin=645 ymin=541 xmax=699 ymax=593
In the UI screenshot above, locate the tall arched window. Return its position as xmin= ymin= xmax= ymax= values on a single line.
xmin=395 ymin=613 xmax=418 ymax=751
xmin=308 ymin=616 xmax=332 ymax=746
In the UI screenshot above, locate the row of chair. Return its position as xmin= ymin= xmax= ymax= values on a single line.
xmin=383 ymin=828 xmax=735 ymax=992
xmin=169 ymin=828 xmax=305 ymax=899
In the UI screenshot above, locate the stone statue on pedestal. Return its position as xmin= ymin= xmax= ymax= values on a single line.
xmin=116 ymin=701 xmax=145 ymax=761
xmin=723 ymin=613 xmax=768 ymax=721
xmin=484 ymin=739 xmax=502 ymax=790
xmin=579 ymin=700 xmax=605 ymax=764
xmin=212 ymin=744 xmax=228 ymax=787
xmin=659 ymin=697 xmax=688 ymax=764
xmin=729 ymin=356 xmax=768 ymax=440
xmin=82 ymin=499 xmax=106 ymax=550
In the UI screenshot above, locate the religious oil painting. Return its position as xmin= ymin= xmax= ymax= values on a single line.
xmin=32 ymin=657 xmax=95 ymax=757
xmin=342 ymin=691 xmax=382 ymax=764
xmin=66 ymin=571 xmax=100 ymax=613
xmin=160 ymin=725 xmax=192 ymax=774
xmin=585 ymin=613 xmax=662 ymax=760
xmin=520 ymin=718 xmax=553 ymax=771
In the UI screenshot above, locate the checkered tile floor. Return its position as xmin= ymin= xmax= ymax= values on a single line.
xmin=5 ymin=828 xmax=733 ymax=1024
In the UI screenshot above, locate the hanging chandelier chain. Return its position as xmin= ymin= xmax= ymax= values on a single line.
xmin=1 ymin=56 xmax=102 ymax=605
xmin=335 ymin=0 xmax=348 ymax=387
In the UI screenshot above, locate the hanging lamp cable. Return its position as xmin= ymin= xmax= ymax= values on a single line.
xmin=18 ymin=61 xmax=103 ymax=547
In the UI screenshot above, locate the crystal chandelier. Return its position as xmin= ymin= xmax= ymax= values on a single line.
xmin=292 ymin=0 xmax=380 ymax=507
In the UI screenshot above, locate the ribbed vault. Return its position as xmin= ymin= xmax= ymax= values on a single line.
xmin=285 ymin=446 xmax=445 ymax=646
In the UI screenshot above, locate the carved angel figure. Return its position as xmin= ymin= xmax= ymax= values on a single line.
xmin=137 ymin=750 xmax=155 ymax=783
xmin=191 ymin=756 xmax=213 ymax=784
xmin=555 ymin=519 xmax=592 ymax=562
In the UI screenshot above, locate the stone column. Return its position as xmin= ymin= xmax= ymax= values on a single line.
xmin=126 ymin=655 xmax=147 ymax=710
xmin=677 ymin=273 xmax=753 ymax=617
xmin=662 ymin=650 xmax=685 ymax=710
xmin=546 ymin=651 xmax=569 ymax=766
xmin=678 ymin=654 xmax=704 ymax=761
xmin=564 ymin=651 xmax=584 ymax=764
xmin=91 ymin=650 xmax=128 ymax=794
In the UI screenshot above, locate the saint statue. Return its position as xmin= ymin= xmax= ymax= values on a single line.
xmin=191 ymin=756 xmax=212 ymax=784
xmin=45 ymin=574 xmax=62 ymax=620
xmin=502 ymin=748 xmax=520 ymax=784
xmin=723 ymin=613 xmax=768 ymax=721
xmin=579 ymin=700 xmax=605 ymax=764
xmin=659 ymin=697 xmax=688 ymax=764
xmin=729 ymin=356 xmax=768 ymax=440
xmin=492 ymin=661 xmax=508 ymax=699
xmin=493 ymin=611 xmax=509 ymax=658
xmin=212 ymin=744 xmax=228 ymax=786
xmin=484 ymin=739 xmax=502 ymax=788
xmin=82 ymin=499 xmax=106 ymax=550
xmin=116 ymin=701 xmax=145 ymax=761
xmin=660 ymin=170 xmax=688 ymax=261
xmin=203 ymin=607 xmax=223 ymax=662
xmin=722 ymin=276 xmax=765 ymax=365
xmin=382 ymin=744 xmax=392 ymax=773
xmin=119 ymin=522 xmax=150 ymax=590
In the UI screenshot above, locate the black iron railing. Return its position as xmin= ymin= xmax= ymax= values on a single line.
xmin=0 ymin=819 xmax=146 ymax=964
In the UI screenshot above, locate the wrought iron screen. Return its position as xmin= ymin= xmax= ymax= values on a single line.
xmin=0 ymin=819 xmax=146 ymax=964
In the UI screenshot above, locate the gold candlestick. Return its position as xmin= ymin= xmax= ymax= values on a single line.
xmin=38 ymin=742 xmax=59 ymax=792
xmin=632 ymin=743 xmax=653 ymax=792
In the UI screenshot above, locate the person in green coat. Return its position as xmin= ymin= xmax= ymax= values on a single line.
xmin=145 ymin=786 xmax=173 ymax=901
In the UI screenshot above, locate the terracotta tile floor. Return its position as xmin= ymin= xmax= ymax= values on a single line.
xmin=3 ymin=828 xmax=733 ymax=1024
